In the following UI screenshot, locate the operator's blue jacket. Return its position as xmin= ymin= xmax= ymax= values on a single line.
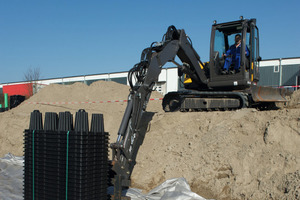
xmin=224 ymin=44 xmax=250 ymax=70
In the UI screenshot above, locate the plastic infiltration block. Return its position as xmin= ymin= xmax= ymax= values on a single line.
xmin=23 ymin=109 xmax=109 ymax=200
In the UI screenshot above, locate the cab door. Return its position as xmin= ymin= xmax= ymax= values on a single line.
xmin=250 ymin=24 xmax=260 ymax=83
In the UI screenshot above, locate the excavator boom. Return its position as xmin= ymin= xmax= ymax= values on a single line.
xmin=110 ymin=25 xmax=207 ymax=199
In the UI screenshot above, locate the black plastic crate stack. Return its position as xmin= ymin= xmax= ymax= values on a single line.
xmin=24 ymin=109 xmax=109 ymax=200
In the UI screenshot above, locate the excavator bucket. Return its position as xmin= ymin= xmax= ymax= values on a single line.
xmin=250 ymin=85 xmax=287 ymax=102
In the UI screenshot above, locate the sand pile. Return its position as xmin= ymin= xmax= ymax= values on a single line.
xmin=0 ymin=81 xmax=299 ymax=199
xmin=287 ymin=89 xmax=300 ymax=108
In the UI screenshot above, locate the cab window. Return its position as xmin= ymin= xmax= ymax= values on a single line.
xmin=213 ymin=29 xmax=225 ymax=58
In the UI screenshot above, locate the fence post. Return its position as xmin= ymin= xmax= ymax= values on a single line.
xmin=296 ymin=76 xmax=299 ymax=91
xmin=279 ymin=58 xmax=283 ymax=87
xmin=4 ymin=93 xmax=8 ymax=110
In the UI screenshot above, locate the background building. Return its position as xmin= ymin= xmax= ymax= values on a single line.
xmin=1 ymin=57 xmax=299 ymax=102
xmin=258 ymin=57 xmax=300 ymax=88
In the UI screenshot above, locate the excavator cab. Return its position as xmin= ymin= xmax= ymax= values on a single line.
xmin=208 ymin=18 xmax=261 ymax=90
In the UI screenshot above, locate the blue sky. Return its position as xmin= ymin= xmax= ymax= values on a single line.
xmin=1 ymin=0 xmax=299 ymax=83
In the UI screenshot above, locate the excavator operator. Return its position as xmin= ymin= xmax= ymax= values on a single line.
xmin=222 ymin=34 xmax=249 ymax=74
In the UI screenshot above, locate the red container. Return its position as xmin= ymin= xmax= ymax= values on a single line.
xmin=3 ymin=83 xmax=33 ymax=98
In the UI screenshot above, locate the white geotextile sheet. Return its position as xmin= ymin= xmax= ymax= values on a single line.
xmin=0 ymin=153 xmax=24 ymax=200
xmin=113 ymin=178 xmax=207 ymax=200
xmin=0 ymin=154 xmax=208 ymax=200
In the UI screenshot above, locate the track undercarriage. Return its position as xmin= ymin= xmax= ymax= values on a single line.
xmin=162 ymin=91 xmax=247 ymax=112
xmin=162 ymin=87 xmax=285 ymax=112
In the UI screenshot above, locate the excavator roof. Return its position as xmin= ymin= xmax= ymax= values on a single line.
xmin=213 ymin=18 xmax=256 ymax=27
xmin=212 ymin=18 xmax=256 ymax=35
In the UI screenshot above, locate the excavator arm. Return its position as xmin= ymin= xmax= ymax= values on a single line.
xmin=110 ymin=26 xmax=208 ymax=199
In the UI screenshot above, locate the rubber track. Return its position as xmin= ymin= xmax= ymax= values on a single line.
xmin=163 ymin=90 xmax=247 ymax=111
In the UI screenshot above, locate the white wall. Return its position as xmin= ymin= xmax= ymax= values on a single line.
xmin=166 ymin=68 xmax=178 ymax=93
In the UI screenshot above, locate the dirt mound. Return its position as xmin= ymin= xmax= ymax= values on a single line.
xmin=0 ymin=81 xmax=299 ymax=199
xmin=287 ymin=89 xmax=300 ymax=108
xmin=132 ymin=108 xmax=300 ymax=199
xmin=0 ymin=81 xmax=162 ymax=161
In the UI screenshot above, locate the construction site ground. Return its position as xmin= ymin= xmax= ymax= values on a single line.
xmin=0 ymin=81 xmax=299 ymax=200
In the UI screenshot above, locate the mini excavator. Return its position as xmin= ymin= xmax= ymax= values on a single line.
xmin=110 ymin=17 xmax=286 ymax=199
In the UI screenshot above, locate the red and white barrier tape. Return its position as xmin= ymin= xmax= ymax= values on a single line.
xmin=25 ymin=98 xmax=163 ymax=105
xmin=278 ymin=85 xmax=300 ymax=88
